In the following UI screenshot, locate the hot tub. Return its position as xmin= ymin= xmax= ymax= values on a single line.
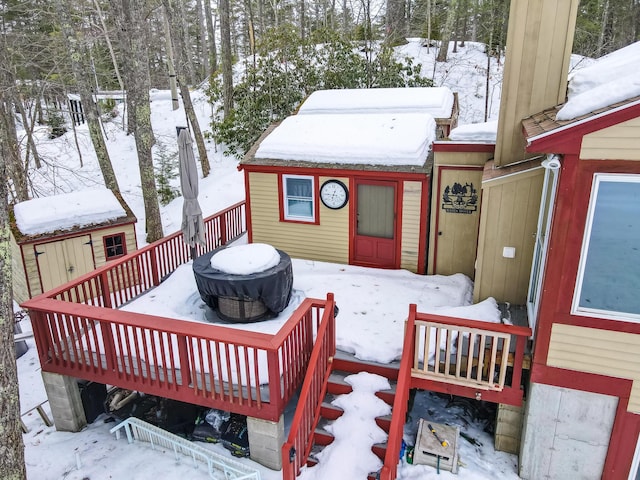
xmin=192 ymin=245 xmax=293 ymax=322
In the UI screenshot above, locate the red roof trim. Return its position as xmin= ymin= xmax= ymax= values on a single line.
xmin=526 ymin=101 xmax=640 ymax=154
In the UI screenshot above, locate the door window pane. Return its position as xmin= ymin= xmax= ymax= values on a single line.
xmin=357 ymin=184 xmax=394 ymax=238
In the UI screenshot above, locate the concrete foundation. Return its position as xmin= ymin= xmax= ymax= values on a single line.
xmin=495 ymin=402 xmax=524 ymax=454
xmin=247 ymin=414 xmax=285 ymax=470
xmin=41 ymin=371 xmax=87 ymax=432
xmin=519 ymin=382 xmax=617 ymax=480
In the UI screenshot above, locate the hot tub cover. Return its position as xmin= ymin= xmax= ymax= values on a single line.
xmin=192 ymin=247 xmax=293 ymax=315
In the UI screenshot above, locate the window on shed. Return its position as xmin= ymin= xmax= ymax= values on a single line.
xmin=573 ymin=174 xmax=640 ymax=322
xmin=283 ymin=175 xmax=315 ymax=222
xmin=104 ymin=233 xmax=126 ymax=260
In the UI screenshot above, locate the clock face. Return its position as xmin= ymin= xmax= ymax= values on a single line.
xmin=320 ymin=180 xmax=349 ymax=209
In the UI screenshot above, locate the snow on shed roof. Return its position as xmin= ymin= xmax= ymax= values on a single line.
xmin=297 ymin=87 xmax=455 ymax=118
xmin=556 ymin=41 xmax=640 ymax=121
xmin=254 ymin=112 xmax=436 ymax=167
xmin=14 ymin=188 xmax=128 ymax=236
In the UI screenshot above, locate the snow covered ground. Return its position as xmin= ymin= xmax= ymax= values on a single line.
xmin=14 ymin=40 xmax=524 ymax=479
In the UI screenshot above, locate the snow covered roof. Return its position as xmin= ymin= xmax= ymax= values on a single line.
xmin=13 ymin=188 xmax=130 ymax=237
xmin=447 ymin=120 xmax=498 ymax=143
xmin=251 ymin=112 xmax=436 ymax=167
xmin=556 ymin=41 xmax=640 ymax=121
xmin=297 ymin=87 xmax=455 ymax=118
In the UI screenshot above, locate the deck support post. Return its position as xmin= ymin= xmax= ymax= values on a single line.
xmin=247 ymin=414 xmax=285 ymax=470
xmin=41 ymin=371 xmax=87 ymax=432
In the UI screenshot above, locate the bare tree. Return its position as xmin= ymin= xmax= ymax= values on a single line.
xmin=162 ymin=0 xmax=211 ymax=177
xmin=219 ymin=0 xmax=234 ymax=118
xmin=54 ymin=0 xmax=122 ymax=195
xmin=204 ymin=0 xmax=218 ymax=73
xmin=437 ymin=0 xmax=458 ymax=62
xmin=116 ymin=0 xmax=164 ymax=243
xmin=0 ymin=123 xmax=27 ymax=480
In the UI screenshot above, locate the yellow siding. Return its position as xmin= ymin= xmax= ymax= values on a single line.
xmin=428 ymin=150 xmax=490 ymax=276
xmin=17 ymin=224 xmax=137 ymax=300
xmin=548 ymin=324 xmax=640 ymax=413
xmin=91 ymin=224 xmax=138 ymax=266
xmin=495 ymin=0 xmax=579 ymax=166
xmin=580 ymin=117 xmax=640 ymax=161
xmin=473 ymin=167 xmax=544 ymax=303
xmin=248 ymin=172 xmax=350 ymax=264
xmin=400 ymin=181 xmax=422 ymax=272
xmin=11 ymin=232 xmax=30 ymax=304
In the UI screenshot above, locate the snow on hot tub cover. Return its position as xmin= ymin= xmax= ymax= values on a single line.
xmin=192 ymin=245 xmax=293 ymax=314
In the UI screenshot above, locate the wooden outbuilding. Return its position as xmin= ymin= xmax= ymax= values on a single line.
xmin=241 ymin=109 xmax=438 ymax=273
xmin=10 ymin=188 xmax=137 ymax=303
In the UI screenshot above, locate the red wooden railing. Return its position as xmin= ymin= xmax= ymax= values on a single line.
xmin=281 ymin=293 xmax=336 ymax=480
xmin=41 ymin=201 xmax=246 ymax=308
xmin=409 ymin=312 xmax=531 ymax=406
xmin=379 ymin=304 xmax=418 ymax=480
xmin=26 ymin=296 xmax=329 ymax=422
xmin=21 ymin=201 xmax=333 ymax=421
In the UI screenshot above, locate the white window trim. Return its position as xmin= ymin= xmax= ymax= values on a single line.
xmin=629 ymin=434 xmax=640 ymax=480
xmin=282 ymin=174 xmax=315 ymax=222
xmin=572 ymin=173 xmax=640 ymax=323
xmin=527 ymin=156 xmax=560 ymax=334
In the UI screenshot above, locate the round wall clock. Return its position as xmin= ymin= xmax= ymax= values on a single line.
xmin=320 ymin=179 xmax=349 ymax=209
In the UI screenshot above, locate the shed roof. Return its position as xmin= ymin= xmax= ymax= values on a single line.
xmin=11 ymin=188 xmax=136 ymax=241
xmin=297 ymin=87 xmax=455 ymax=119
xmin=244 ymin=112 xmax=436 ymax=172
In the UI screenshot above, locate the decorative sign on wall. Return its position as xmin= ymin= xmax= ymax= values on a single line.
xmin=442 ymin=182 xmax=478 ymax=214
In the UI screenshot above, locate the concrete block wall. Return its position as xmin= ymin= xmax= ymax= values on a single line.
xmin=246 ymin=414 xmax=285 ymax=470
xmin=495 ymin=402 xmax=524 ymax=454
xmin=41 ymin=371 xmax=87 ymax=432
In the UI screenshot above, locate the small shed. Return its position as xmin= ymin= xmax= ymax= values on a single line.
xmin=297 ymin=87 xmax=459 ymax=139
xmin=10 ymin=188 xmax=137 ymax=303
xmin=241 ymin=110 xmax=436 ymax=273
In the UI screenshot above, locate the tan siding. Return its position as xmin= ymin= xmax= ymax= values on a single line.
xmin=400 ymin=181 xmax=423 ymax=272
xmin=495 ymin=0 xmax=579 ymax=166
xmin=92 ymin=224 xmax=137 ymax=266
xmin=428 ymin=151 xmax=489 ymax=276
xmin=580 ymin=117 xmax=640 ymax=160
xmin=249 ymin=172 xmax=349 ymax=264
xmin=548 ymin=324 xmax=640 ymax=413
xmin=473 ymin=167 xmax=543 ymax=303
xmin=11 ymin=232 xmax=30 ymax=304
xmin=22 ymin=243 xmax=42 ymax=298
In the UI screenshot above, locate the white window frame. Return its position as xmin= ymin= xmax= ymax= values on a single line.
xmin=629 ymin=434 xmax=640 ymax=480
xmin=572 ymin=173 xmax=640 ymax=322
xmin=282 ymin=174 xmax=315 ymax=222
xmin=527 ymin=157 xmax=560 ymax=335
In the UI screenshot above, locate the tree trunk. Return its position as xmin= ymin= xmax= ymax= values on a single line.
xmin=0 ymin=96 xmax=29 ymax=202
xmin=219 ymin=0 xmax=234 ymax=118
xmin=385 ymin=0 xmax=407 ymax=46
xmin=163 ymin=0 xmax=211 ymax=177
xmin=196 ymin=0 xmax=209 ymax=78
xmin=117 ymin=0 xmax=164 ymax=243
xmin=55 ymin=0 xmax=121 ymax=195
xmin=0 ymin=112 xmax=27 ymax=480
xmin=436 ymin=0 xmax=458 ymax=62
xmin=163 ymin=13 xmax=181 ymax=110
xmin=204 ymin=0 xmax=218 ymax=73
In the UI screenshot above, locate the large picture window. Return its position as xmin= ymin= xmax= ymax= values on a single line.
xmin=573 ymin=174 xmax=640 ymax=322
xmin=283 ymin=175 xmax=315 ymax=222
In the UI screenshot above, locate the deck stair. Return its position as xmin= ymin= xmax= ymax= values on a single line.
xmin=304 ymin=354 xmax=401 ymax=480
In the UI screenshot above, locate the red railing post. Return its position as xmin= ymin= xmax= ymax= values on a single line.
xmin=177 ymin=335 xmax=191 ymax=387
xmin=100 ymin=271 xmax=112 ymax=308
xmin=220 ymin=213 xmax=227 ymax=245
xmin=100 ymin=320 xmax=116 ymax=372
xmin=267 ymin=347 xmax=282 ymax=416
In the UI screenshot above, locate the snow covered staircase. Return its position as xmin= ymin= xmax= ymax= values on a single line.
xmin=305 ymin=354 xmax=400 ymax=480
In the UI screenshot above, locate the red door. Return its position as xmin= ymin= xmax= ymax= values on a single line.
xmin=353 ymin=179 xmax=397 ymax=268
